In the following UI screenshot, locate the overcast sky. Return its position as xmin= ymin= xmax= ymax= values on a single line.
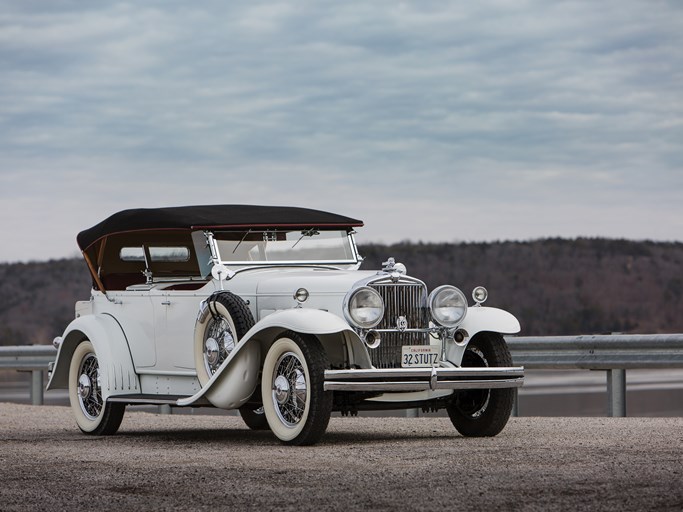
xmin=1 ymin=1 xmax=681 ymax=262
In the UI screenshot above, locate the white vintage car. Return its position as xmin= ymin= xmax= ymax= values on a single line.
xmin=48 ymin=205 xmax=523 ymax=445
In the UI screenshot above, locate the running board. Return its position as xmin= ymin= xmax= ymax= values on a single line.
xmin=107 ymin=394 xmax=212 ymax=406
xmin=324 ymin=366 xmax=524 ymax=392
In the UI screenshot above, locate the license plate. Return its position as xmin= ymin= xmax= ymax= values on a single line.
xmin=401 ymin=345 xmax=440 ymax=367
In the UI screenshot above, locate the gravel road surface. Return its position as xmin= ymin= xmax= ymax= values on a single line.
xmin=1 ymin=403 xmax=681 ymax=511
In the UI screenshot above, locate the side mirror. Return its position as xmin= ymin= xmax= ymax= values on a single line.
xmin=211 ymin=264 xmax=235 ymax=290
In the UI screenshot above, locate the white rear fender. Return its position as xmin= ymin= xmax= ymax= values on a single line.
xmin=178 ymin=308 xmax=368 ymax=408
xmin=461 ymin=306 xmax=521 ymax=336
xmin=47 ymin=314 xmax=140 ymax=400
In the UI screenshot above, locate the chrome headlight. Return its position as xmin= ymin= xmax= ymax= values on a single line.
xmin=428 ymin=285 xmax=468 ymax=327
xmin=344 ymin=287 xmax=384 ymax=329
xmin=472 ymin=286 xmax=488 ymax=305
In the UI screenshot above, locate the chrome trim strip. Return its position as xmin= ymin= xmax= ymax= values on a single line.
xmin=323 ymin=366 xmax=524 ymax=391
xmin=324 ymin=378 xmax=524 ymax=392
xmin=220 ymin=258 xmax=358 ymax=265
xmin=135 ymin=369 xmax=198 ymax=377
xmin=371 ymin=328 xmax=435 ymax=334
xmin=325 ymin=366 xmax=524 ymax=380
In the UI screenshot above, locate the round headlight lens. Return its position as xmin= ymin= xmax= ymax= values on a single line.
xmin=346 ymin=287 xmax=384 ymax=328
xmin=429 ymin=285 xmax=468 ymax=327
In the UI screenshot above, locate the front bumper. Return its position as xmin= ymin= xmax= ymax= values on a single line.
xmin=324 ymin=366 xmax=524 ymax=392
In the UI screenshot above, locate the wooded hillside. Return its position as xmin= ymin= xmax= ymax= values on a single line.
xmin=1 ymin=238 xmax=681 ymax=345
xmin=360 ymin=238 xmax=683 ymax=336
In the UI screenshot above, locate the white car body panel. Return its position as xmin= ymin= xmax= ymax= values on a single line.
xmin=47 ymin=313 xmax=140 ymax=400
xmin=461 ymin=306 xmax=521 ymax=336
xmin=94 ymin=292 xmax=157 ymax=368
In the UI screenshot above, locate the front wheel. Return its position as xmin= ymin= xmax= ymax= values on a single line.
xmin=261 ymin=332 xmax=332 ymax=445
xmin=446 ymin=332 xmax=514 ymax=437
xmin=68 ymin=340 xmax=125 ymax=435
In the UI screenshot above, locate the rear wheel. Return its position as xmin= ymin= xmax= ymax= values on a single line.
xmin=68 ymin=340 xmax=125 ymax=435
xmin=261 ymin=332 xmax=332 ymax=445
xmin=447 ymin=332 xmax=514 ymax=437
xmin=239 ymin=404 xmax=269 ymax=430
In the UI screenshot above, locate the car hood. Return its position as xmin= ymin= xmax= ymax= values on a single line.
xmin=227 ymin=268 xmax=382 ymax=320
xmin=246 ymin=268 xmax=378 ymax=296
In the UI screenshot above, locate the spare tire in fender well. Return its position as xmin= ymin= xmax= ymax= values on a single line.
xmin=193 ymin=291 xmax=255 ymax=386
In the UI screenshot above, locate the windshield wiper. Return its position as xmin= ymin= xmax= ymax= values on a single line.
xmin=232 ymin=229 xmax=252 ymax=254
xmin=292 ymin=228 xmax=319 ymax=248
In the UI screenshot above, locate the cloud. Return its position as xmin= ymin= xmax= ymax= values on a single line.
xmin=0 ymin=0 xmax=682 ymax=261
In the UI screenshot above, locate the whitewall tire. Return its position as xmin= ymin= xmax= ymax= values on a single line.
xmin=261 ymin=332 xmax=332 ymax=445
xmin=68 ymin=340 xmax=124 ymax=435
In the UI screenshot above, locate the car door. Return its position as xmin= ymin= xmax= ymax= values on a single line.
xmin=151 ymin=290 xmax=204 ymax=372
xmin=104 ymin=288 xmax=156 ymax=368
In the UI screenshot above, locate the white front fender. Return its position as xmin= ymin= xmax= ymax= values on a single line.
xmin=461 ymin=306 xmax=521 ymax=336
xmin=255 ymin=308 xmax=359 ymax=334
xmin=178 ymin=308 xmax=366 ymax=408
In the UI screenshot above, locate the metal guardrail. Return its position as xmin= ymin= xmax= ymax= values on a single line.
xmin=2 ymin=334 xmax=683 ymax=415
xmin=0 ymin=345 xmax=57 ymax=405
xmin=507 ymin=334 xmax=683 ymax=417
xmin=507 ymin=334 xmax=683 ymax=369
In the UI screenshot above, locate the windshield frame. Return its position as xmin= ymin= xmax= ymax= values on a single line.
xmin=208 ymin=228 xmax=361 ymax=267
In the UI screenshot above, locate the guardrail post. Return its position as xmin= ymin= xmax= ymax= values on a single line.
xmin=31 ymin=370 xmax=44 ymax=406
xmin=607 ymin=369 xmax=626 ymax=417
xmin=159 ymin=404 xmax=172 ymax=415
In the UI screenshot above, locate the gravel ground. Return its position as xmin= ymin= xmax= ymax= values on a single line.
xmin=1 ymin=403 xmax=681 ymax=511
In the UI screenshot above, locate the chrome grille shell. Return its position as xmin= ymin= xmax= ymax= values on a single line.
xmin=367 ymin=277 xmax=430 ymax=368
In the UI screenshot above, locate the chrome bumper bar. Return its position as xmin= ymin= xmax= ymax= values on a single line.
xmin=324 ymin=366 xmax=524 ymax=392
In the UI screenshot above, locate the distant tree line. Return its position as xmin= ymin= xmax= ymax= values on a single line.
xmin=359 ymin=238 xmax=683 ymax=336
xmin=1 ymin=238 xmax=682 ymax=345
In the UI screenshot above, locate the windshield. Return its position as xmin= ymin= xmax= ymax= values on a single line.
xmin=214 ymin=229 xmax=358 ymax=265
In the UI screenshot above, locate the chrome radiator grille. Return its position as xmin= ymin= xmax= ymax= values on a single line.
xmin=368 ymin=281 xmax=430 ymax=368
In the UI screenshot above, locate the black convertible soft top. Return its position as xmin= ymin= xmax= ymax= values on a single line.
xmin=77 ymin=205 xmax=363 ymax=251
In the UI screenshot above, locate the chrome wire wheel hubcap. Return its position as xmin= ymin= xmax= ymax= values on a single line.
xmin=78 ymin=353 xmax=102 ymax=420
xmin=457 ymin=346 xmax=491 ymax=418
xmin=205 ymin=338 xmax=220 ymax=366
xmin=203 ymin=315 xmax=235 ymax=375
xmin=273 ymin=375 xmax=290 ymax=405
xmin=78 ymin=374 xmax=91 ymax=400
xmin=271 ymin=352 xmax=307 ymax=428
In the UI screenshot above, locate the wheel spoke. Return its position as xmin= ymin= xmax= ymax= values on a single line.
xmin=79 ymin=353 xmax=103 ymax=419
xmin=283 ymin=355 xmax=296 ymax=376
xmin=262 ymin=334 xmax=332 ymax=445
xmin=272 ymin=352 xmax=308 ymax=427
